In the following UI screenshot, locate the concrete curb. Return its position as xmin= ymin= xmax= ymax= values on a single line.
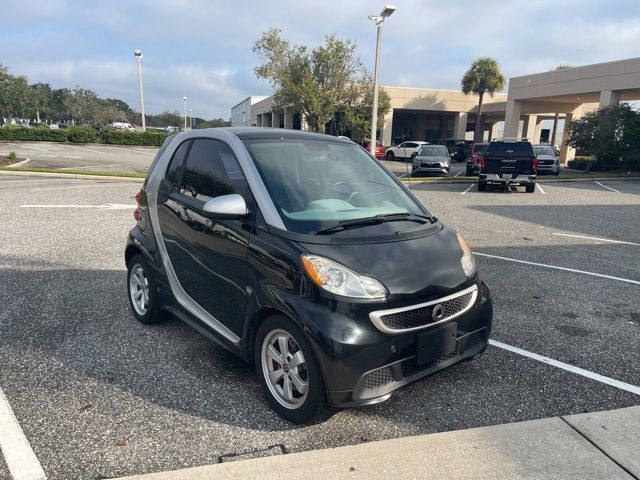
xmin=0 ymin=169 xmax=144 ymax=182
xmin=113 ymin=406 xmax=640 ymax=480
xmin=2 ymin=157 xmax=31 ymax=168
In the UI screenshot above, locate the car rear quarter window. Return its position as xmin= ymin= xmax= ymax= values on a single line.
xmin=165 ymin=139 xmax=191 ymax=190
xmin=179 ymin=138 xmax=249 ymax=203
xmin=487 ymin=142 xmax=534 ymax=156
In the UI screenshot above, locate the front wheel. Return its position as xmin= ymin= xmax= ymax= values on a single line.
xmin=255 ymin=315 xmax=329 ymax=424
xmin=385 ymin=151 xmax=395 ymax=161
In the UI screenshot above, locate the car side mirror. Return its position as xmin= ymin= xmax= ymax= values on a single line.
xmin=202 ymin=194 xmax=248 ymax=218
xmin=157 ymin=178 xmax=173 ymax=204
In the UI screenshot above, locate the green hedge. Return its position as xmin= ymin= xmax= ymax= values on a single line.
xmin=0 ymin=125 xmax=168 ymax=146
xmin=99 ymin=129 xmax=168 ymax=146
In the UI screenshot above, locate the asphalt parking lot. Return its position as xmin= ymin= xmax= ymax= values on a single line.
xmin=0 ymin=174 xmax=639 ymax=479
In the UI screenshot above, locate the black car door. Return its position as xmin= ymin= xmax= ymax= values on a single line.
xmin=157 ymin=138 xmax=254 ymax=337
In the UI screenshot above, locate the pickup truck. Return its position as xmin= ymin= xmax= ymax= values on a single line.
xmin=476 ymin=139 xmax=538 ymax=193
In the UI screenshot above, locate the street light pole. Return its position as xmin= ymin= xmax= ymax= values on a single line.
xmin=134 ymin=49 xmax=146 ymax=132
xmin=369 ymin=5 xmax=396 ymax=155
xmin=189 ymin=108 xmax=193 ymax=129
xmin=183 ymin=97 xmax=188 ymax=130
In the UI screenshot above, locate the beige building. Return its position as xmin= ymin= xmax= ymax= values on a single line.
xmin=231 ymin=57 xmax=640 ymax=163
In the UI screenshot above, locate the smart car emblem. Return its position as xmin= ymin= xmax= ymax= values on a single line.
xmin=432 ymin=304 xmax=445 ymax=321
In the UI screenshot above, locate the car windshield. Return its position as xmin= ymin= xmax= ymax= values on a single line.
xmin=533 ymin=146 xmax=556 ymax=156
xmin=418 ymin=146 xmax=448 ymax=156
xmin=243 ymin=138 xmax=430 ymax=234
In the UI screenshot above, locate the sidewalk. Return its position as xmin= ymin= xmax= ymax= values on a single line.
xmin=116 ymin=405 xmax=639 ymax=480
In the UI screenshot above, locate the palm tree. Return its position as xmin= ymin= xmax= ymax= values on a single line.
xmin=461 ymin=58 xmax=506 ymax=142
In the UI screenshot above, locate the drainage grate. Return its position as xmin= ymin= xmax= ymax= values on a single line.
xmin=217 ymin=444 xmax=287 ymax=463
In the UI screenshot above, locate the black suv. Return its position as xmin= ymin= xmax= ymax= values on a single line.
xmin=477 ymin=139 xmax=538 ymax=193
xmin=125 ymin=128 xmax=493 ymax=423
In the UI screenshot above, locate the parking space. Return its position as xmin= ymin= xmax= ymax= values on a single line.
xmin=0 ymin=174 xmax=638 ymax=479
xmin=0 ymin=142 xmax=157 ymax=172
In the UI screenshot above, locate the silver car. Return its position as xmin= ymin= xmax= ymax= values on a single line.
xmin=412 ymin=145 xmax=451 ymax=176
xmin=533 ymin=145 xmax=560 ymax=175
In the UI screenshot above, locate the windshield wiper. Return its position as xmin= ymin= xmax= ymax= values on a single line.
xmin=315 ymin=213 xmax=435 ymax=235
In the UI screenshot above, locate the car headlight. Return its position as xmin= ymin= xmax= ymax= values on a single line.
xmin=301 ymin=254 xmax=387 ymax=299
xmin=456 ymin=233 xmax=477 ymax=277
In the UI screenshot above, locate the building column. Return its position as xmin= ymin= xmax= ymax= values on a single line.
xmin=489 ymin=121 xmax=500 ymax=141
xmin=381 ymin=108 xmax=393 ymax=146
xmin=559 ymin=106 xmax=583 ymax=165
xmin=300 ymin=114 xmax=309 ymax=131
xmin=453 ymin=112 xmax=468 ymax=140
xmin=522 ymin=115 xmax=538 ymax=141
xmin=503 ymin=100 xmax=522 ymax=138
xmin=257 ymin=114 xmax=263 ymax=127
xmin=550 ymin=113 xmax=559 ymax=145
xmin=533 ymin=117 xmax=543 ymax=144
xmin=284 ymin=108 xmax=294 ymax=129
xmin=599 ymin=90 xmax=621 ymax=108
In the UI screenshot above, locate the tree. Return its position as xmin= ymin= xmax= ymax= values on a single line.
xmin=253 ymin=28 xmax=367 ymax=133
xmin=461 ymin=58 xmax=506 ymax=142
xmin=554 ymin=65 xmax=573 ymax=70
xmin=567 ymin=103 xmax=640 ymax=169
xmin=339 ymin=78 xmax=391 ymax=143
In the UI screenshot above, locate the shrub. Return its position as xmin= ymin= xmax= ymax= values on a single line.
xmin=567 ymin=158 xmax=591 ymax=171
xmin=100 ymin=129 xmax=168 ymax=146
xmin=0 ymin=125 xmax=66 ymax=142
xmin=7 ymin=151 xmax=17 ymax=161
xmin=623 ymin=154 xmax=640 ymax=172
xmin=64 ymin=126 xmax=99 ymax=143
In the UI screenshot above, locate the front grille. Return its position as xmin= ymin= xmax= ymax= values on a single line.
xmin=357 ymin=328 xmax=488 ymax=397
xmin=541 ymin=159 xmax=555 ymax=165
xmin=376 ymin=288 xmax=475 ymax=332
xmin=420 ymin=162 xmax=441 ymax=168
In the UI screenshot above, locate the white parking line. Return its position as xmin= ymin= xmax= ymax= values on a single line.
xmin=6 ymin=143 xmax=49 ymax=152
xmin=536 ymin=183 xmax=546 ymax=194
xmin=553 ymin=233 xmax=640 ymax=246
xmin=594 ymin=181 xmax=620 ymax=193
xmin=475 ymin=252 xmax=640 ymax=285
xmin=101 ymin=145 xmax=155 ymax=156
xmin=20 ymin=204 xmax=136 ymax=209
xmin=461 ymin=184 xmax=474 ymax=195
xmin=57 ymin=144 xmax=105 ymax=155
xmin=0 ymin=386 xmax=47 ymax=480
xmin=489 ymin=340 xmax=640 ymax=396
xmin=454 ymin=172 xmax=462 ymax=177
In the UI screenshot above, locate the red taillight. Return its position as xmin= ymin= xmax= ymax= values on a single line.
xmin=133 ymin=208 xmax=140 ymax=221
xmin=477 ymin=155 xmax=486 ymax=168
xmin=135 ymin=190 xmax=142 ymax=204
xmin=533 ymin=157 xmax=539 ymax=170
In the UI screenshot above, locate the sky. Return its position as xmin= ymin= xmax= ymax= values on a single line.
xmin=3 ymin=0 xmax=640 ymax=120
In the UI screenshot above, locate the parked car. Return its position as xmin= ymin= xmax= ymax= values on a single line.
xmin=363 ymin=139 xmax=385 ymax=159
xmin=125 ymin=128 xmax=493 ymax=424
xmin=466 ymin=143 xmax=488 ymax=176
xmin=533 ymin=145 xmax=560 ymax=175
xmin=412 ymin=145 xmax=451 ymax=176
xmin=432 ymin=139 xmax=472 ymax=162
xmin=385 ymin=141 xmax=429 ymax=161
xmin=477 ymin=138 xmax=538 ymax=193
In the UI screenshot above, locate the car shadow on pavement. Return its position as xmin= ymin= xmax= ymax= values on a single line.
xmin=0 ymin=268 xmax=298 ymax=431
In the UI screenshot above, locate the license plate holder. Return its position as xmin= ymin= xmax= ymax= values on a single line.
xmin=416 ymin=322 xmax=457 ymax=366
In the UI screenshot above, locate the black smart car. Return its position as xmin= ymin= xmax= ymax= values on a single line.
xmin=125 ymin=128 xmax=493 ymax=424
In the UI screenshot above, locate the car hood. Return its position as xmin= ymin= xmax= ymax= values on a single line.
xmin=300 ymin=226 xmax=472 ymax=307
xmin=415 ymin=155 xmax=449 ymax=163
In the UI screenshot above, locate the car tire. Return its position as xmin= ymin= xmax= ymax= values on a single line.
xmin=525 ymin=183 xmax=536 ymax=193
xmin=127 ymin=253 xmax=165 ymax=325
xmin=465 ymin=166 xmax=473 ymax=176
xmin=255 ymin=315 xmax=330 ymax=424
xmin=554 ymin=169 xmax=560 ymax=176
xmin=385 ymin=151 xmax=395 ymax=161
xmin=410 ymin=153 xmax=418 ymax=161
xmin=478 ymin=180 xmax=487 ymax=191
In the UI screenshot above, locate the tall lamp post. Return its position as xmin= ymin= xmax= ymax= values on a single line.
xmin=368 ymin=5 xmax=396 ymax=155
xmin=183 ymin=96 xmax=188 ymax=130
xmin=189 ymin=108 xmax=193 ymax=129
xmin=133 ymin=49 xmax=146 ymax=131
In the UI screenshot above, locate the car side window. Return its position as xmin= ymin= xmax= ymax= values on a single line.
xmin=179 ymin=138 xmax=249 ymax=203
xmin=406 ymin=142 xmax=417 ymax=148
xmin=165 ymin=139 xmax=191 ymax=191
xmin=397 ymin=142 xmax=405 ymax=148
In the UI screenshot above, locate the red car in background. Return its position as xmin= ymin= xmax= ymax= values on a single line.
xmin=466 ymin=143 xmax=488 ymax=176
xmin=363 ymin=139 xmax=385 ymax=159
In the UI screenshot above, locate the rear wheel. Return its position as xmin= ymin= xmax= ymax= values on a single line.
xmin=465 ymin=166 xmax=473 ymax=176
xmin=127 ymin=254 xmax=165 ymax=324
xmin=385 ymin=151 xmax=395 ymax=161
xmin=255 ymin=315 xmax=329 ymax=424
xmin=478 ymin=180 xmax=487 ymax=191
xmin=525 ymin=183 xmax=536 ymax=193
